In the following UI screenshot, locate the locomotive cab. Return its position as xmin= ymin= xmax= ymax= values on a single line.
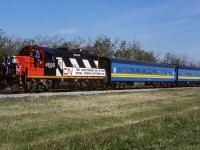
xmin=17 ymin=45 xmax=55 ymax=92
xmin=18 ymin=45 xmax=56 ymax=76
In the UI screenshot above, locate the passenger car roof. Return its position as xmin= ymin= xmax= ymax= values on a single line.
xmin=178 ymin=65 xmax=200 ymax=71
xmin=110 ymin=58 xmax=176 ymax=68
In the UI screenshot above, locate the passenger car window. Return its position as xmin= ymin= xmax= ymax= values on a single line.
xmin=142 ymin=69 xmax=146 ymax=74
xmin=118 ymin=68 xmax=121 ymax=73
xmin=167 ymin=71 xmax=170 ymax=76
xmin=136 ymin=69 xmax=140 ymax=74
xmin=129 ymin=68 xmax=134 ymax=73
xmin=122 ymin=68 xmax=128 ymax=73
xmin=147 ymin=70 xmax=151 ymax=74
xmin=153 ymin=70 xmax=157 ymax=75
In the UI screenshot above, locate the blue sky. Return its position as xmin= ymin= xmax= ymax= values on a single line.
xmin=1 ymin=0 xmax=200 ymax=60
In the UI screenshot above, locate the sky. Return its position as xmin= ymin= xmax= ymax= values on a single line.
xmin=0 ymin=0 xmax=200 ymax=60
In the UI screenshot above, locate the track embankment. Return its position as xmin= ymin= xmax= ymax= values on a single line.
xmin=0 ymin=88 xmax=159 ymax=99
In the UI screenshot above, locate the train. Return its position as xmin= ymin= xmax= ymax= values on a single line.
xmin=0 ymin=45 xmax=200 ymax=93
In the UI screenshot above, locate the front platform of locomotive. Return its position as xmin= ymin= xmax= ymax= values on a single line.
xmin=0 ymin=55 xmax=22 ymax=93
xmin=0 ymin=45 xmax=42 ymax=93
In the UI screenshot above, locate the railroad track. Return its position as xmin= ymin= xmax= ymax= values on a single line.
xmin=0 ymin=88 xmax=159 ymax=99
xmin=1 ymin=87 xmax=198 ymax=99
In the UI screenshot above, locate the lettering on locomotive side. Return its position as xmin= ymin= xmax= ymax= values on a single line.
xmin=63 ymin=67 xmax=105 ymax=76
xmin=45 ymin=62 xmax=56 ymax=68
xmin=64 ymin=68 xmax=73 ymax=75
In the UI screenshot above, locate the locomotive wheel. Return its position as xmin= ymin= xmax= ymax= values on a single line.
xmin=25 ymin=82 xmax=31 ymax=92
xmin=38 ymin=80 xmax=51 ymax=92
xmin=91 ymin=81 xmax=98 ymax=90
xmin=45 ymin=80 xmax=52 ymax=92
xmin=31 ymin=80 xmax=38 ymax=92
xmin=80 ymin=82 xmax=87 ymax=91
xmin=25 ymin=79 xmax=50 ymax=92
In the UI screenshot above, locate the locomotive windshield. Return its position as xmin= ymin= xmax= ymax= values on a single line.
xmin=18 ymin=47 xmax=30 ymax=56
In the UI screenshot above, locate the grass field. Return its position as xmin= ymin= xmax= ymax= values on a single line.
xmin=0 ymin=88 xmax=200 ymax=150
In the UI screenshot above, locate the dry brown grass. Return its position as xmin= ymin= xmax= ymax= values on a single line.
xmin=1 ymin=87 xmax=200 ymax=150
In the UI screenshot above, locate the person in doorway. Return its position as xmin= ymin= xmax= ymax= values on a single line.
xmin=35 ymin=50 xmax=41 ymax=67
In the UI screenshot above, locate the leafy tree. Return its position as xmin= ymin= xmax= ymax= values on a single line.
xmin=90 ymin=36 xmax=114 ymax=57
xmin=114 ymin=39 xmax=159 ymax=62
xmin=0 ymin=29 xmax=19 ymax=62
xmin=161 ymin=52 xmax=189 ymax=66
xmin=60 ymin=37 xmax=88 ymax=50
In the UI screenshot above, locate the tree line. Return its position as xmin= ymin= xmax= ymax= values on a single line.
xmin=0 ymin=29 xmax=199 ymax=67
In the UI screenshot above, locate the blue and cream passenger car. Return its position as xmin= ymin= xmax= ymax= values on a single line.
xmin=99 ymin=57 xmax=177 ymax=88
xmin=178 ymin=66 xmax=200 ymax=86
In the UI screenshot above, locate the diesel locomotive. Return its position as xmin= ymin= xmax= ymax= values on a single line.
xmin=0 ymin=45 xmax=200 ymax=93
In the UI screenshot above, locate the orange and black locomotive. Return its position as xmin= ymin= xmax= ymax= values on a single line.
xmin=0 ymin=45 xmax=106 ymax=93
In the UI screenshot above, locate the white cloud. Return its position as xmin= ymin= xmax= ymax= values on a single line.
xmin=189 ymin=46 xmax=200 ymax=53
xmin=51 ymin=28 xmax=77 ymax=35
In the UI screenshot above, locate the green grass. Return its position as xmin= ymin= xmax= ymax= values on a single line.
xmin=0 ymin=88 xmax=200 ymax=149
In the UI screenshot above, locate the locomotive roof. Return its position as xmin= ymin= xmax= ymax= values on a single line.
xmin=109 ymin=58 xmax=176 ymax=68
xmin=20 ymin=45 xmax=96 ymax=56
xmin=57 ymin=48 xmax=89 ymax=53
xmin=40 ymin=47 xmax=56 ymax=55
xmin=55 ymin=48 xmax=98 ymax=58
xmin=41 ymin=47 xmax=96 ymax=57
xmin=19 ymin=45 xmax=56 ymax=56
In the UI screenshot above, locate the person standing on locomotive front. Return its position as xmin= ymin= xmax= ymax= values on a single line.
xmin=11 ymin=56 xmax=19 ymax=74
xmin=35 ymin=50 xmax=41 ymax=68
xmin=5 ymin=56 xmax=11 ymax=75
xmin=12 ymin=56 xmax=18 ymax=64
